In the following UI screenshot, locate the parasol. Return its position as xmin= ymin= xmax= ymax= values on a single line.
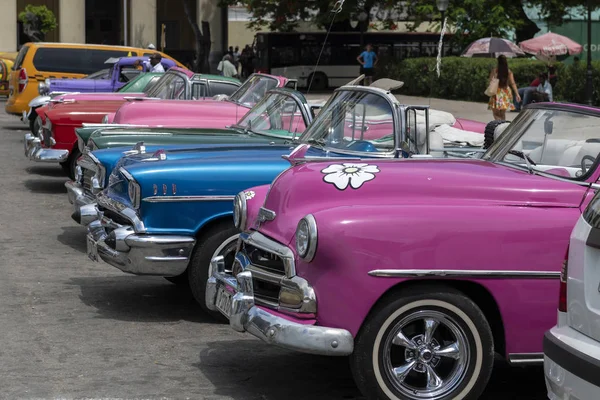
xmin=461 ymin=37 xmax=525 ymax=58
xmin=519 ymin=32 xmax=583 ymax=58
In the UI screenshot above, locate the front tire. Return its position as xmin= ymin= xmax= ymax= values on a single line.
xmin=350 ymin=286 xmax=494 ymax=400
xmin=188 ymin=220 xmax=240 ymax=317
xmin=60 ymin=147 xmax=81 ymax=180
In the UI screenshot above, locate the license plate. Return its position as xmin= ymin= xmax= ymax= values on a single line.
xmin=216 ymin=286 xmax=233 ymax=318
xmin=87 ymin=235 xmax=98 ymax=262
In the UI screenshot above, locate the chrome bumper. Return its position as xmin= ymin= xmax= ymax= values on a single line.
xmin=206 ymin=255 xmax=354 ymax=356
xmin=23 ymin=133 xmax=69 ymax=162
xmin=87 ymin=214 xmax=196 ymax=276
xmin=65 ymin=181 xmax=97 ymax=226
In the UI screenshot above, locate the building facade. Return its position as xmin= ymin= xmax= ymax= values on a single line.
xmin=0 ymin=0 xmax=228 ymax=67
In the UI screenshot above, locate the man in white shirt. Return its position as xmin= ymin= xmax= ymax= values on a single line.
xmin=536 ymin=72 xmax=553 ymax=102
xmin=217 ymin=54 xmax=239 ymax=78
xmin=134 ymin=53 xmax=165 ymax=73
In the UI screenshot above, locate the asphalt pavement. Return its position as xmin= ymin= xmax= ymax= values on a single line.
xmin=0 ymin=98 xmax=545 ymax=399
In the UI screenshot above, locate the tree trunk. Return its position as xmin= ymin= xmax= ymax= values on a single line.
xmin=182 ymin=0 xmax=208 ymax=73
xmin=512 ymin=1 xmax=541 ymax=42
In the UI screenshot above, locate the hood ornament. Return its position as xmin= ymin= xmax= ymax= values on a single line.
xmin=281 ymin=144 xmax=311 ymax=167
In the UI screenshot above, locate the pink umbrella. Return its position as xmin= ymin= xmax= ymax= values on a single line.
xmin=519 ymin=32 xmax=583 ymax=57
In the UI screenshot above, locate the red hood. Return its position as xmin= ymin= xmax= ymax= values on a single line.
xmin=112 ymin=99 xmax=251 ymax=127
xmin=41 ymin=100 xmax=126 ymax=126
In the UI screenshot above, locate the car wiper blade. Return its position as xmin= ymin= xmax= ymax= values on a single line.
xmin=306 ymin=138 xmax=326 ymax=146
xmin=508 ymin=150 xmax=537 ymax=174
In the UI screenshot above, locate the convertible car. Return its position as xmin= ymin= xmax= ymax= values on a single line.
xmin=82 ymin=79 xmax=490 ymax=315
xmin=24 ymin=68 xmax=243 ymax=177
xmin=208 ymin=102 xmax=600 ymax=400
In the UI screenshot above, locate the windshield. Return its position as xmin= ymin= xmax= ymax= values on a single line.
xmin=228 ymin=75 xmax=279 ymax=107
xmin=144 ymin=72 xmax=186 ymax=99
xmin=298 ymin=90 xmax=395 ymax=154
xmin=483 ymin=107 xmax=600 ymax=179
xmin=235 ymin=92 xmax=308 ymax=138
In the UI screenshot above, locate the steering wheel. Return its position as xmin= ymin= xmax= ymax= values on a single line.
xmin=581 ymin=155 xmax=596 ymax=175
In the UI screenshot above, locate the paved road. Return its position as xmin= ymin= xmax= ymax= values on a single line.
xmin=0 ymin=102 xmax=546 ymax=399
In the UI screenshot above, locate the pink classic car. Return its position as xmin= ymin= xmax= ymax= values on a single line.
xmin=207 ymin=103 xmax=600 ymax=399
xmin=103 ymin=73 xmax=296 ymax=126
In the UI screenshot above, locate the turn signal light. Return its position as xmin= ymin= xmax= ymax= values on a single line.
xmin=18 ymin=68 xmax=27 ymax=93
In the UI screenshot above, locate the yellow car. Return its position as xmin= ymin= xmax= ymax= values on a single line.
xmin=6 ymin=42 xmax=184 ymax=117
xmin=0 ymin=58 xmax=14 ymax=97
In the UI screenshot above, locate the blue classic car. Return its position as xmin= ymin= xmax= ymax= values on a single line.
xmin=84 ymin=80 xmax=482 ymax=314
xmin=67 ymin=88 xmax=315 ymax=225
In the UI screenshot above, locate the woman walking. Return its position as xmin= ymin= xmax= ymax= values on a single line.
xmin=487 ymin=55 xmax=520 ymax=120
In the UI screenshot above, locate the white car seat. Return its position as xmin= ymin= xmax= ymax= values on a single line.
xmin=528 ymin=140 xmax=582 ymax=165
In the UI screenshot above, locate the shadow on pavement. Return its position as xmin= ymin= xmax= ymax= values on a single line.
xmin=195 ymin=340 xmax=547 ymax=400
xmin=69 ymin=275 xmax=215 ymax=324
xmin=2 ymin=125 xmax=29 ymax=131
xmin=195 ymin=340 xmax=363 ymax=400
xmin=57 ymin=226 xmax=86 ymax=254
xmin=26 ymin=165 xmax=66 ymax=177
xmin=23 ymin=179 xmax=67 ymax=194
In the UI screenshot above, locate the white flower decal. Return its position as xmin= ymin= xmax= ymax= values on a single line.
xmin=244 ymin=190 xmax=255 ymax=200
xmin=321 ymin=163 xmax=380 ymax=190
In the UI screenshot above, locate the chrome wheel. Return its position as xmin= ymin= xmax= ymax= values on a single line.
xmin=382 ymin=310 xmax=469 ymax=399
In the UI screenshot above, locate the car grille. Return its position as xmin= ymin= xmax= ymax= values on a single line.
xmin=99 ymin=206 xmax=132 ymax=227
xmin=82 ymin=166 xmax=95 ymax=192
xmin=240 ymin=241 xmax=286 ymax=307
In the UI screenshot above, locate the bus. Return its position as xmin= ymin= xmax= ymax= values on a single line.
xmin=254 ymin=31 xmax=459 ymax=90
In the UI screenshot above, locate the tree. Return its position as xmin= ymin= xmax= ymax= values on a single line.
xmin=226 ymin=0 xmax=600 ymax=45
xmin=182 ymin=0 xmax=214 ymax=73
xmin=18 ymin=4 xmax=58 ymax=42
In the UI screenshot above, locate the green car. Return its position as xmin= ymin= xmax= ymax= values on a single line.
xmin=116 ymin=72 xmax=163 ymax=93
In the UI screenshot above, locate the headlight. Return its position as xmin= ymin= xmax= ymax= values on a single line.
xmin=128 ymin=180 xmax=141 ymax=209
xmin=233 ymin=191 xmax=247 ymax=230
xmin=101 ymin=114 xmax=109 ymax=124
xmin=38 ymin=83 xmax=48 ymax=95
xmin=295 ymin=214 xmax=318 ymax=262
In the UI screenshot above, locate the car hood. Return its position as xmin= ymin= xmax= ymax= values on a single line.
xmin=44 ymin=100 xmax=128 ymax=125
xmin=112 ymin=99 xmax=248 ymax=127
xmin=256 ymin=158 xmax=589 ymax=246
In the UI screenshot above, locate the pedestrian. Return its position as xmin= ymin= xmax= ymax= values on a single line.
xmin=513 ymin=67 xmax=558 ymax=111
xmin=356 ymin=44 xmax=378 ymax=86
xmin=217 ymin=54 xmax=239 ymax=78
xmin=530 ymin=72 xmax=553 ymax=103
xmin=228 ymin=46 xmax=234 ymax=57
xmin=487 ymin=55 xmax=520 ymax=120
xmin=133 ymin=53 xmax=165 ymax=73
xmin=233 ymin=46 xmax=241 ymax=70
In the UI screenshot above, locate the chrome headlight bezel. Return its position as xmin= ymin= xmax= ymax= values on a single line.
xmin=233 ymin=191 xmax=247 ymax=231
xmin=295 ymin=214 xmax=318 ymax=262
xmin=120 ymin=167 xmax=141 ymax=209
xmin=38 ymin=82 xmax=48 ymax=95
xmin=128 ymin=180 xmax=141 ymax=209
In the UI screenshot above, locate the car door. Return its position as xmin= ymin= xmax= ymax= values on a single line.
xmin=567 ymin=189 xmax=600 ymax=341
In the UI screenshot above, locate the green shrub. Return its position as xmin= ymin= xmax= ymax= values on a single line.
xmin=380 ymin=57 xmax=599 ymax=106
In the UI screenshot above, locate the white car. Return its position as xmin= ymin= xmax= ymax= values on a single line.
xmin=544 ymin=192 xmax=600 ymax=399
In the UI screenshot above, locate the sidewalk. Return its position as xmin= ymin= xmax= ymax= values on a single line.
xmin=305 ymin=93 xmax=516 ymax=124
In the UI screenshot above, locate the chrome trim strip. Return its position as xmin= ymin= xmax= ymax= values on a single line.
xmin=367 ymin=269 xmax=560 ymax=279
xmin=142 ymin=195 xmax=235 ymax=203
xmin=507 ymin=353 xmax=544 ymax=365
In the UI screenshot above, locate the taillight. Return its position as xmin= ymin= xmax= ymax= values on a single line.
xmin=18 ymin=68 xmax=28 ymax=93
xmin=558 ymin=248 xmax=569 ymax=312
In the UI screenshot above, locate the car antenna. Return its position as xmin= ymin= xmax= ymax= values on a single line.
xmin=306 ymin=0 xmax=345 ymax=95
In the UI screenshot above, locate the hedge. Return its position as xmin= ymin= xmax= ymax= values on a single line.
xmin=379 ymin=56 xmax=600 ymax=106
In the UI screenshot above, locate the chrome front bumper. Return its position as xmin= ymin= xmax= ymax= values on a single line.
xmin=86 ymin=208 xmax=196 ymax=276
xmin=206 ymin=255 xmax=354 ymax=356
xmin=23 ymin=133 xmax=69 ymax=162
xmin=65 ymin=180 xmax=97 ymax=226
